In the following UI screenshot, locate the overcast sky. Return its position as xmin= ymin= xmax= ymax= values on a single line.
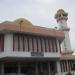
xmin=0 ymin=0 xmax=75 ymax=50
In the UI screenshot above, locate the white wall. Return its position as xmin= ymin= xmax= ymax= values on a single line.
xmin=58 ymin=20 xmax=68 ymax=29
xmin=0 ymin=33 xmax=61 ymax=58
xmin=0 ymin=52 xmax=60 ymax=58
xmin=4 ymin=33 xmax=13 ymax=52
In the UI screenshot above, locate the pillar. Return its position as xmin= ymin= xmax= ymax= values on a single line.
xmin=56 ymin=61 xmax=61 ymax=75
xmin=66 ymin=61 xmax=69 ymax=72
xmin=48 ymin=62 xmax=51 ymax=75
xmin=18 ymin=63 xmax=21 ymax=73
xmin=4 ymin=33 xmax=13 ymax=52
xmin=1 ymin=63 xmax=4 ymax=74
xmin=56 ymin=39 xmax=60 ymax=54
xmin=36 ymin=63 xmax=38 ymax=75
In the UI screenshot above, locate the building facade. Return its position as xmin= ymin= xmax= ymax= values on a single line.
xmin=55 ymin=9 xmax=75 ymax=75
xmin=0 ymin=9 xmax=75 ymax=75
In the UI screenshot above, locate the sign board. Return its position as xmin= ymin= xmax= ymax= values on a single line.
xmin=31 ymin=52 xmax=44 ymax=56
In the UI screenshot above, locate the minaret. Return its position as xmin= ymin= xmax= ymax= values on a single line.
xmin=55 ymin=9 xmax=73 ymax=54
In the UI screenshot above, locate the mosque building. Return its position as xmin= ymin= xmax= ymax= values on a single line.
xmin=0 ymin=9 xmax=75 ymax=75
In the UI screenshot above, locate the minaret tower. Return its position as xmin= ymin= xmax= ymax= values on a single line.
xmin=55 ymin=9 xmax=73 ymax=54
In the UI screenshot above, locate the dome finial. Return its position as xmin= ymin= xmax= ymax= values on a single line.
xmin=57 ymin=9 xmax=65 ymax=13
xmin=14 ymin=18 xmax=32 ymax=26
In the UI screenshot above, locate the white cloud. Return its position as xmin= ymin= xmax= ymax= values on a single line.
xmin=34 ymin=0 xmax=57 ymax=4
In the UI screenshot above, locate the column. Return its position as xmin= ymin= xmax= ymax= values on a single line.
xmin=56 ymin=61 xmax=61 ymax=75
xmin=36 ymin=63 xmax=38 ymax=75
xmin=1 ymin=63 xmax=4 ymax=74
xmin=48 ymin=62 xmax=51 ymax=75
xmin=18 ymin=63 xmax=21 ymax=74
xmin=56 ymin=40 xmax=60 ymax=53
xmin=66 ymin=61 xmax=69 ymax=72
xmin=4 ymin=34 xmax=13 ymax=52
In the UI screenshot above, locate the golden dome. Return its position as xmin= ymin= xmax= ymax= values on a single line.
xmin=14 ymin=18 xmax=32 ymax=26
xmin=57 ymin=9 xmax=65 ymax=13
